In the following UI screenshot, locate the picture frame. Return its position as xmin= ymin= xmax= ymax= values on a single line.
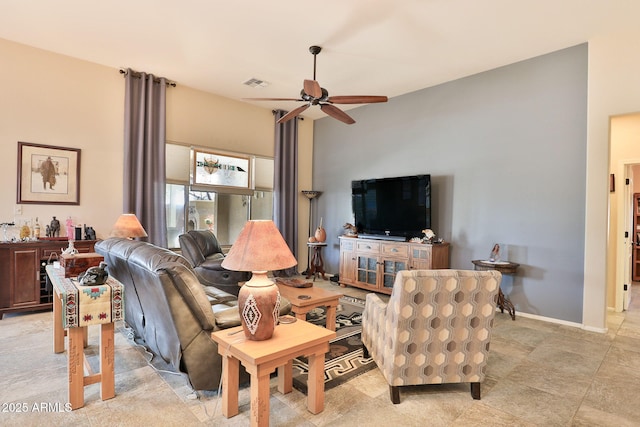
xmin=192 ymin=148 xmax=251 ymax=190
xmin=17 ymin=142 xmax=81 ymax=205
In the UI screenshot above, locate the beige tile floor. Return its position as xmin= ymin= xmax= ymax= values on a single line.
xmin=1 ymin=279 xmax=639 ymax=426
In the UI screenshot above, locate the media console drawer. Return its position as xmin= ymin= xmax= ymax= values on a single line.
xmin=381 ymin=243 xmax=408 ymax=257
xmin=356 ymin=241 xmax=380 ymax=253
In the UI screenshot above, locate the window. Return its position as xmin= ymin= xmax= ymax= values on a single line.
xmin=165 ymin=143 xmax=274 ymax=249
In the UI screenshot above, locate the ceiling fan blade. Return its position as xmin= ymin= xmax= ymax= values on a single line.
xmin=243 ymin=97 xmax=303 ymax=101
xmin=277 ymin=104 xmax=310 ymax=124
xmin=320 ymin=104 xmax=356 ymax=124
xmin=327 ymin=95 xmax=388 ymax=104
xmin=304 ymin=79 xmax=323 ymax=98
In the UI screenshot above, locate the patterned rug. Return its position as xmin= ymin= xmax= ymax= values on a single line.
xmin=292 ymin=296 xmax=376 ymax=393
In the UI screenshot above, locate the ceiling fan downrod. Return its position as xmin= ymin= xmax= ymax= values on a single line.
xmin=309 ymin=45 xmax=321 ymax=81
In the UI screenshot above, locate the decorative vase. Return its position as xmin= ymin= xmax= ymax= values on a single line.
xmin=314 ymin=217 xmax=326 ymax=243
xmin=238 ymin=271 xmax=281 ymax=341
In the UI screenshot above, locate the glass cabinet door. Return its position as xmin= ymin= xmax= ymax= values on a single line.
xmin=383 ymin=260 xmax=406 ymax=288
xmin=357 ymin=256 xmax=378 ymax=286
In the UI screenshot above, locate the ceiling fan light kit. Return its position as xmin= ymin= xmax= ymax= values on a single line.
xmin=246 ymin=45 xmax=388 ymax=125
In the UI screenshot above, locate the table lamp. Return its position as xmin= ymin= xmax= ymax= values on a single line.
xmin=222 ymin=220 xmax=297 ymax=340
xmin=110 ymin=214 xmax=148 ymax=239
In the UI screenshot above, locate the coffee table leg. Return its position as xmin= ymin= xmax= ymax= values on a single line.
xmin=100 ymin=322 xmax=115 ymax=401
xmin=307 ymin=351 xmax=326 ymax=414
xmin=221 ymin=355 xmax=239 ymax=418
xmin=251 ymin=368 xmax=271 ymax=427
xmin=68 ymin=327 xmax=84 ymax=410
xmin=53 ymin=290 xmax=65 ymax=354
xmin=277 ymin=360 xmax=293 ymax=394
xmin=325 ymin=304 xmax=338 ymax=331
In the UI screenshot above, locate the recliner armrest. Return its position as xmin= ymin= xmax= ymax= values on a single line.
xmin=203 ymin=285 xmax=237 ymax=302
xmin=199 ymin=256 xmax=225 ymax=271
xmin=279 ymin=297 xmax=292 ymax=315
xmin=214 ymin=306 xmax=242 ymax=329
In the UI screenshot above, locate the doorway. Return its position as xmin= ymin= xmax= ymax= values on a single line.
xmin=610 ymin=112 xmax=640 ymax=313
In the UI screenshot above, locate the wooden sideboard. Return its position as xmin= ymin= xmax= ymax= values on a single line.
xmin=0 ymin=239 xmax=97 ymax=318
xmin=339 ymin=236 xmax=450 ymax=295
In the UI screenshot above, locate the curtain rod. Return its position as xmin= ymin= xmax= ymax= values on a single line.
xmin=119 ymin=68 xmax=176 ymax=87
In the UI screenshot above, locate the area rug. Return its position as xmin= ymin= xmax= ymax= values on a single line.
xmin=292 ymin=296 xmax=376 ymax=393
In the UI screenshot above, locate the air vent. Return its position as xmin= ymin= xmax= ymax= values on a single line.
xmin=243 ymin=78 xmax=269 ymax=88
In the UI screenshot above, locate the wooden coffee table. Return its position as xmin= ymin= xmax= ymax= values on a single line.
xmin=212 ymin=320 xmax=335 ymax=426
xmin=276 ymin=283 xmax=343 ymax=331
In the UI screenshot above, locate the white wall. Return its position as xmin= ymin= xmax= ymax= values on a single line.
xmin=0 ymin=38 xmax=123 ymax=239
xmin=0 ymin=38 xmax=314 ymax=265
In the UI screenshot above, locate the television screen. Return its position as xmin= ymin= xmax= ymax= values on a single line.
xmin=352 ymin=175 xmax=431 ymax=240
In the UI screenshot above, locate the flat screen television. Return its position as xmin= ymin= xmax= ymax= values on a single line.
xmin=352 ymin=174 xmax=431 ymax=241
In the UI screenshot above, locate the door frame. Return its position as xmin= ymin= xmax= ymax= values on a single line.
xmin=615 ymin=160 xmax=640 ymax=311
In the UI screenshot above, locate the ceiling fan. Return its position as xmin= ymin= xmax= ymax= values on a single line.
xmin=245 ymin=46 xmax=388 ymax=125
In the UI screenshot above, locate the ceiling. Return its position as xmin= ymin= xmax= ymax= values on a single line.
xmin=1 ymin=0 xmax=638 ymax=120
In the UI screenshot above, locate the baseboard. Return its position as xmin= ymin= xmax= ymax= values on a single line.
xmin=501 ymin=309 xmax=608 ymax=334
xmin=581 ymin=324 xmax=608 ymax=334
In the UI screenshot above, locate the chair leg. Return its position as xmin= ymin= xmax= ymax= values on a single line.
xmin=362 ymin=343 xmax=369 ymax=358
xmin=470 ymin=382 xmax=481 ymax=400
xmin=389 ymin=385 xmax=401 ymax=404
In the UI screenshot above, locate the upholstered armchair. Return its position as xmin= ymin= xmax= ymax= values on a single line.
xmin=178 ymin=230 xmax=251 ymax=296
xmin=362 ymin=269 xmax=502 ymax=403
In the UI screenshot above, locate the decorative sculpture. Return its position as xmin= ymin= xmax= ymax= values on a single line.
xmin=84 ymin=226 xmax=96 ymax=241
xmin=65 ymin=217 xmax=74 ymax=240
xmin=49 ymin=216 xmax=60 ymax=237
xmin=78 ymin=262 xmax=109 ymax=286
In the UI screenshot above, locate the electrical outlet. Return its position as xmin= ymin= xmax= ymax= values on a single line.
xmin=14 ymin=205 xmax=22 ymax=215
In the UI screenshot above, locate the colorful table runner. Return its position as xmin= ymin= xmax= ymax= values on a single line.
xmin=46 ymin=265 xmax=124 ymax=328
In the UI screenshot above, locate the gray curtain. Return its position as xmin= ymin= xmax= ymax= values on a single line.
xmin=123 ymin=68 xmax=168 ymax=247
xmin=273 ymin=110 xmax=299 ymax=275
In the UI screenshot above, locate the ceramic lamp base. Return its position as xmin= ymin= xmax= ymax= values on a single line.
xmin=238 ymin=271 xmax=281 ymax=341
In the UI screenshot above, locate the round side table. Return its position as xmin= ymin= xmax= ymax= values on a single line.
xmin=471 ymin=260 xmax=520 ymax=320
xmin=306 ymin=242 xmax=327 ymax=281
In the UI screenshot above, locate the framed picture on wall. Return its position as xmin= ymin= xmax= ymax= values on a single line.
xmin=17 ymin=142 xmax=81 ymax=205
xmin=192 ymin=148 xmax=251 ymax=190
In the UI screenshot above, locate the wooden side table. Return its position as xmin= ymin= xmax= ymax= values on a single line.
xmin=471 ymin=260 xmax=519 ymax=321
xmin=47 ymin=265 xmax=124 ymax=409
xmin=212 ymin=320 xmax=335 ymax=426
xmin=306 ymin=242 xmax=327 ymax=281
xmin=276 ymin=283 xmax=343 ymax=331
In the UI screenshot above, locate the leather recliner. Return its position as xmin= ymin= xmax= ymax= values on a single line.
xmin=95 ymin=237 xmax=291 ymax=391
xmin=178 ymin=230 xmax=251 ymax=296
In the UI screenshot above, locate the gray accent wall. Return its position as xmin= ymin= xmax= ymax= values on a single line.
xmin=312 ymin=44 xmax=587 ymax=323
